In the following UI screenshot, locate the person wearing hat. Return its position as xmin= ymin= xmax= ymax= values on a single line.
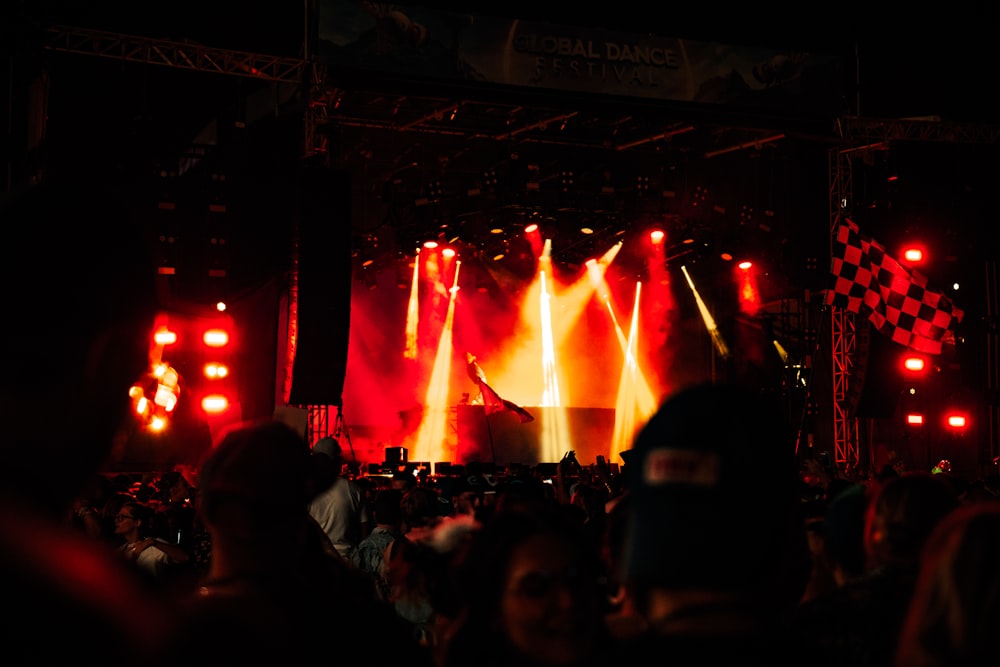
xmin=308 ymin=436 xmax=372 ymax=561
xmin=615 ymin=382 xmax=811 ymax=665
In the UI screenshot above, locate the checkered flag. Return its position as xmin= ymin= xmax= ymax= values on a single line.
xmin=825 ymin=218 xmax=964 ymax=355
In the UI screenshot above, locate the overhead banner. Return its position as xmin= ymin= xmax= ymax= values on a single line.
xmin=317 ymin=1 xmax=843 ymax=114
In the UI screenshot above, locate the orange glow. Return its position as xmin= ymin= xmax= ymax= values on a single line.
xmin=203 ymin=363 xmax=229 ymax=379
xmin=423 ymin=240 xmax=439 ymax=249
xmin=737 ymin=263 xmax=761 ymax=315
xmin=442 ymin=247 xmax=456 ymax=259
xmin=203 ymin=328 xmax=229 ymax=347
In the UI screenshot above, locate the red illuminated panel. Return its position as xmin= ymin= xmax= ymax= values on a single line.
xmin=203 ymin=329 xmax=229 ymax=347
xmin=201 ymin=394 xmax=230 ymax=414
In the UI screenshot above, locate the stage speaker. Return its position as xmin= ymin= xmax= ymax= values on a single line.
xmin=385 ymin=447 xmax=408 ymax=466
xmin=288 ymin=164 xmax=352 ymax=407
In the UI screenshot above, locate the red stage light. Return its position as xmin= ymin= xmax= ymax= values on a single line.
xmin=902 ymin=355 xmax=927 ymax=373
xmin=945 ymin=413 xmax=968 ymax=430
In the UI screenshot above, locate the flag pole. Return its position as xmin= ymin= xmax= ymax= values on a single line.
xmin=483 ymin=409 xmax=497 ymax=468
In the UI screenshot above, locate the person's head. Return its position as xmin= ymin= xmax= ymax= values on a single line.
xmin=863 ymin=471 xmax=960 ymax=572
xmin=390 ymin=470 xmax=416 ymax=492
xmin=372 ymin=488 xmax=403 ymax=527
xmin=156 ymin=471 xmax=191 ymax=504
xmin=894 ymin=502 xmax=1000 ymax=666
xmin=308 ymin=437 xmax=343 ymax=494
xmin=401 ymin=485 xmax=448 ymax=534
xmin=114 ymin=500 xmax=152 ymax=540
xmin=197 ymin=419 xmax=313 ymax=549
xmin=621 ymin=382 xmax=808 ymax=612
xmin=448 ymin=505 xmax=610 ymax=667
xmin=0 ymin=171 xmax=157 ymax=515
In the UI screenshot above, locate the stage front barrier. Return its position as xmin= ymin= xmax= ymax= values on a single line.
xmin=456 ymin=405 xmax=616 ymax=466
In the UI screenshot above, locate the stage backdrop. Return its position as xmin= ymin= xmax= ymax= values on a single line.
xmin=455 ymin=405 xmax=616 ymax=466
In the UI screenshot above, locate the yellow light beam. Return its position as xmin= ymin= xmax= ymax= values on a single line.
xmin=681 ymin=265 xmax=730 ymax=360
xmin=412 ymin=260 xmax=461 ymax=462
xmin=404 ymin=248 xmax=420 ymax=360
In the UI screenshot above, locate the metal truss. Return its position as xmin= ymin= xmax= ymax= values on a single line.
xmin=45 ymin=25 xmax=310 ymax=84
xmin=828 ymin=146 xmax=861 ymax=469
xmin=841 ymin=116 xmax=1000 ymax=146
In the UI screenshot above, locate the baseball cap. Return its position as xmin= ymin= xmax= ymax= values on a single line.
xmin=312 ymin=437 xmax=343 ymax=460
xmin=621 ymin=383 xmax=803 ymax=589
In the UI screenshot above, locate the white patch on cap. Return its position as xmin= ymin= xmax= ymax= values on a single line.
xmin=644 ymin=448 xmax=720 ymax=487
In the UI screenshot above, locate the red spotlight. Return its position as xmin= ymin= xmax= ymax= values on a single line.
xmin=737 ymin=260 xmax=753 ymax=270
xmin=905 ymin=413 xmax=925 ymax=426
xmin=442 ymin=247 xmax=456 ymax=259
xmin=203 ymin=328 xmax=229 ymax=348
xmin=901 ymin=354 xmax=927 ymax=374
xmin=649 ymin=229 xmax=665 ymax=244
xmin=423 ymin=240 xmax=439 ymax=249
xmin=524 ymin=223 xmax=538 ymax=234
xmin=944 ymin=412 xmax=969 ymax=431
xmin=901 ymin=244 xmax=925 ymax=264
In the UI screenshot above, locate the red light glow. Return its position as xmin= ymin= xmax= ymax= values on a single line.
xmin=201 ymin=395 xmax=229 ymax=414
xmin=203 ymin=329 xmax=229 ymax=347
xmin=945 ymin=414 xmax=968 ymax=430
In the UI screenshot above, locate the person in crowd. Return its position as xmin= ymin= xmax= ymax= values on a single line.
xmin=893 ymin=500 xmax=1000 ymax=666
xmin=114 ymin=499 xmax=191 ymax=591
xmin=352 ymin=486 xmax=405 ymax=601
xmin=67 ymin=472 xmax=110 ymax=539
xmin=162 ymin=419 xmax=433 ymax=665
xmin=400 ymin=484 xmax=450 ymax=539
xmin=792 ymin=471 xmax=960 ymax=667
xmin=307 ymin=436 xmax=371 ymax=561
xmin=391 ymin=469 xmax=418 ymax=494
xmin=439 ymin=500 xmax=616 ymax=667
xmin=0 ymin=168 xmax=177 ymax=662
xmin=600 ymin=490 xmax=646 ymax=640
xmin=614 ymin=382 xmax=812 ymax=665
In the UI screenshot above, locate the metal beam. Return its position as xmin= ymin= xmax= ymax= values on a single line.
xmin=45 ymin=25 xmax=309 ymax=84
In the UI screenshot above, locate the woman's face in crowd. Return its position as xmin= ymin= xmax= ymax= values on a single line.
xmin=500 ymin=533 xmax=602 ymax=666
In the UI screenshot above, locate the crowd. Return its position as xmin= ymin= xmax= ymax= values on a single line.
xmin=13 ymin=387 xmax=1000 ymax=667
xmin=4 ymin=157 xmax=1000 ymax=667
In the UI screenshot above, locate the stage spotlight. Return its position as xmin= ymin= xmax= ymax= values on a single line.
xmin=423 ymin=240 xmax=439 ymax=249
xmin=442 ymin=247 xmax=456 ymax=259
xmin=525 ymin=223 xmax=538 ymax=234
xmin=649 ymin=229 xmax=665 ymax=244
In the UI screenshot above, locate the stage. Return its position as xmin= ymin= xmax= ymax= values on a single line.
xmin=454 ymin=405 xmax=618 ymax=466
